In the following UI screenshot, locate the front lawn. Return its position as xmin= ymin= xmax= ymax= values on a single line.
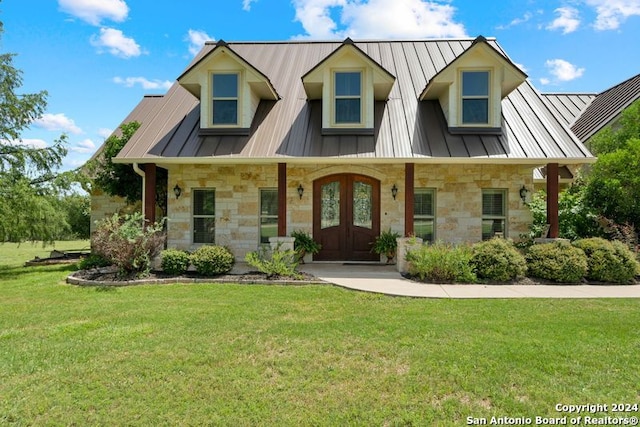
xmin=1 ymin=242 xmax=639 ymax=425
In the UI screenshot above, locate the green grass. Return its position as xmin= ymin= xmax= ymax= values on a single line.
xmin=1 ymin=242 xmax=639 ymax=425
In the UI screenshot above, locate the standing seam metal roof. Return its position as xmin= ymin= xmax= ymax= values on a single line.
xmin=115 ymin=39 xmax=594 ymax=164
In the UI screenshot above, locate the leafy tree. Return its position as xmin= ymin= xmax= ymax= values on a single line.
xmin=588 ymin=99 xmax=640 ymax=155
xmin=87 ymin=121 xmax=167 ymax=216
xmin=584 ymin=138 xmax=640 ymax=229
xmin=0 ymin=14 xmax=71 ymax=243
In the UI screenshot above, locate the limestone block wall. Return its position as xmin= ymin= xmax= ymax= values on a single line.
xmin=164 ymin=162 xmax=534 ymax=259
xmin=90 ymin=189 xmax=129 ymax=234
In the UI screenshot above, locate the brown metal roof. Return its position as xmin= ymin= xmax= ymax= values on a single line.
xmin=570 ymin=73 xmax=640 ymax=142
xmin=115 ymin=39 xmax=594 ymax=165
xmin=89 ymin=94 xmax=165 ymax=162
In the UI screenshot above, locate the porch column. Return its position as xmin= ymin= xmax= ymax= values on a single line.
xmin=278 ymin=163 xmax=287 ymax=236
xmin=546 ymin=163 xmax=559 ymax=238
xmin=144 ymin=163 xmax=157 ymax=225
xmin=404 ymin=163 xmax=415 ymax=236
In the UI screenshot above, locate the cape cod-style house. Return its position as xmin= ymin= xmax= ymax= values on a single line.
xmin=92 ymin=36 xmax=596 ymax=261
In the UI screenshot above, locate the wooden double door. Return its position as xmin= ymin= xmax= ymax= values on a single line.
xmin=313 ymin=174 xmax=380 ymax=261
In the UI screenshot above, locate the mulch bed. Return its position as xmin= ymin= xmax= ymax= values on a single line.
xmin=68 ymin=267 xmax=324 ymax=287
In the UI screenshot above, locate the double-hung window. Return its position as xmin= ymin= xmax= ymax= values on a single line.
xmin=461 ymin=71 xmax=490 ymax=125
xmin=334 ymin=71 xmax=362 ymax=124
xmin=414 ymin=188 xmax=436 ymax=243
xmin=193 ymin=189 xmax=216 ymax=244
xmin=482 ymin=189 xmax=507 ymax=240
xmin=212 ymin=73 xmax=238 ymax=125
xmin=259 ymin=189 xmax=278 ymax=245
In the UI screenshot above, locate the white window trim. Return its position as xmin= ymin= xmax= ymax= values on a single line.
xmin=459 ymin=69 xmax=492 ymax=127
xmin=414 ymin=188 xmax=436 ymax=242
xmin=481 ymin=188 xmax=508 ymax=240
xmin=192 ymin=188 xmax=216 ymax=245
xmin=210 ymin=71 xmax=242 ymax=127
xmin=331 ymin=69 xmax=365 ymax=128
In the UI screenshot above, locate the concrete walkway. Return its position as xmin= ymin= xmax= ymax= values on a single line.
xmin=297 ymin=263 xmax=640 ymax=298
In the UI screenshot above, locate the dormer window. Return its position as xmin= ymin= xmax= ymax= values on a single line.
xmin=461 ymin=70 xmax=490 ymax=125
xmin=334 ymin=71 xmax=362 ymax=125
xmin=212 ymin=73 xmax=239 ymax=125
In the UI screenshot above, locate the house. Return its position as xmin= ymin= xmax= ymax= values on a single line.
xmin=535 ymin=73 xmax=640 ymax=188
xmin=95 ymin=36 xmax=596 ymax=262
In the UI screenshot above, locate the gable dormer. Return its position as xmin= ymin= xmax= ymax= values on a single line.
xmin=419 ymin=36 xmax=527 ymax=134
xmin=178 ymin=40 xmax=279 ymax=135
xmin=302 ymin=38 xmax=395 ymax=135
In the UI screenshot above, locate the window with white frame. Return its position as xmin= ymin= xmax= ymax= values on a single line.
xmin=193 ymin=189 xmax=216 ymax=244
xmin=482 ymin=189 xmax=507 ymax=240
xmin=212 ymin=73 xmax=239 ymax=125
xmin=461 ymin=70 xmax=490 ymax=125
xmin=260 ymin=188 xmax=278 ymax=245
xmin=414 ymin=188 xmax=435 ymax=243
xmin=334 ymin=71 xmax=362 ymax=124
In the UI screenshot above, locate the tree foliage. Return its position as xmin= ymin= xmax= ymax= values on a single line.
xmin=0 ymin=15 xmax=72 ymax=243
xmin=588 ymin=99 xmax=640 ymax=155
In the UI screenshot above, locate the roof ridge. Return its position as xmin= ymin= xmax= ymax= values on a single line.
xmin=597 ymin=72 xmax=640 ymax=96
xmin=203 ymin=37 xmax=496 ymax=45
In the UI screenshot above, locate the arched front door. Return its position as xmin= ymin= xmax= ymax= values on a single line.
xmin=313 ymin=174 xmax=380 ymax=261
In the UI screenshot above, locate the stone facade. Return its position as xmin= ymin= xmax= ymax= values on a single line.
xmin=163 ymin=162 xmax=534 ymax=260
xmin=90 ymin=189 xmax=130 ymax=234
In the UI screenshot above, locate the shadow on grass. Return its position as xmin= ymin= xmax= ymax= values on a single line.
xmin=0 ymin=263 xmax=78 ymax=281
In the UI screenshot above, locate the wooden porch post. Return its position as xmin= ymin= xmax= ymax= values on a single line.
xmin=278 ymin=163 xmax=287 ymax=237
xmin=144 ymin=163 xmax=157 ymax=225
xmin=404 ymin=163 xmax=415 ymax=237
xmin=546 ymin=163 xmax=559 ymax=238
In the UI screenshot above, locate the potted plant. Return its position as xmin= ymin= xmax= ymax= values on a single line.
xmin=371 ymin=229 xmax=401 ymax=264
xmin=290 ymin=230 xmax=321 ymax=263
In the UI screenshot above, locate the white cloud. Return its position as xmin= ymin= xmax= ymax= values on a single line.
xmin=91 ymin=27 xmax=143 ymax=58
xmin=586 ymin=0 xmax=640 ymax=30
xmin=243 ymin=0 xmax=257 ymax=11
xmin=34 ymin=113 xmax=82 ymax=134
xmin=71 ymin=138 xmax=97 ymax=153
xmin=113 ymin=76 xmax=173 ymax=90
xmin=544 ymin=59 xmax=585 ymax=83
xmin=547 ymin=7 xmax=581 ymax=34
xmin=58 ymin=0 xmax=129 ymax=25
xmin=98 ymin=128 xmax=114 ymax=138
xmin=497 ymin=12 xmax=534 ymax=30
xmin=539 ymin=77 xmax=551 ymax=86
xmin=186 ymin=29 xmax=213 ymax=56
xmin=292 ymin=0 xmax=466 ymax=39
xmin=3 ymin=138 xmax=49 ymax=149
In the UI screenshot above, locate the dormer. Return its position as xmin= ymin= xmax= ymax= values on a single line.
xmin=419 ymin=36 xmax=527 ymax=134
xmin=302 ymin=38 xmax=395 ymax=135
xmin=178 ymin=40 xmax=279 ymax=135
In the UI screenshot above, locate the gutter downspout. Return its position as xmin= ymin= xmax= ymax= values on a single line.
xmin=133 ymin=163 xmax=146 ymax=220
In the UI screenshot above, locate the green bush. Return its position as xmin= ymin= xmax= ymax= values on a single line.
xmin=78 ymin=253 xmax=111 ymax=270
xmin=405 ymin=242 xmax=476 ymax=283
xmin=189 ymin=245 xmax=235 ymax=276
xmin=525 ymin=241 xmax=587 ymax=283
xmin=573 ymin=238 xmax=639 ymax=283
xmin=92 ymin=212 xmax=165 ymax=278
xmin=470 ymin=238 xmax=527 ymax=282
xmin=161 ymin=249 xmax=191 ymax=276
xmin=245 ymin=246 xmax=300 ymax=279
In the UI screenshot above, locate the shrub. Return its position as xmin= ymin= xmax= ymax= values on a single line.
xmin=405 ymin=242 xmax=476 ymax=283
xmin=161 ymin=249 xmax=191 ymax=276
xmin=189 ymin=245 xmax=235 ymax=276
xmin=525 ymin=241 xmax=587 ymax=283
xmin=573 ymin=238 xmax=639 ymax=283
xmin=78 ymin=253 xmax=111 ymax=270
xmin=245 ymin=246 xmax=300 ymax=279
xmin=470 ymin=238 xmax=527 ymax=282
xmin=92 ymin=212 xmax=165 ymax=278
xmin=290 ymin=230 xmax=321 ymax=263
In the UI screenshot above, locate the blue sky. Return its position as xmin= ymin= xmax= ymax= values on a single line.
xmin=2 ymin=0 xmax=639 ymax=170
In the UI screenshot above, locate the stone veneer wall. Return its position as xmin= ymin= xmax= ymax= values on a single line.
xmin=90 ymin=189 xmax=129 ymax=234
xmin=165 ymin=163 xmax=534 ymax=259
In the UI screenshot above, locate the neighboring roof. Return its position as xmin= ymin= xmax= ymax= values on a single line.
xmin=115 ymin=39 xmax=594 ymax=165
xmin=569 ymin=73 xmax=640 ymax=142
xmin=88 ymin=94 xmax=165 ymax=162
